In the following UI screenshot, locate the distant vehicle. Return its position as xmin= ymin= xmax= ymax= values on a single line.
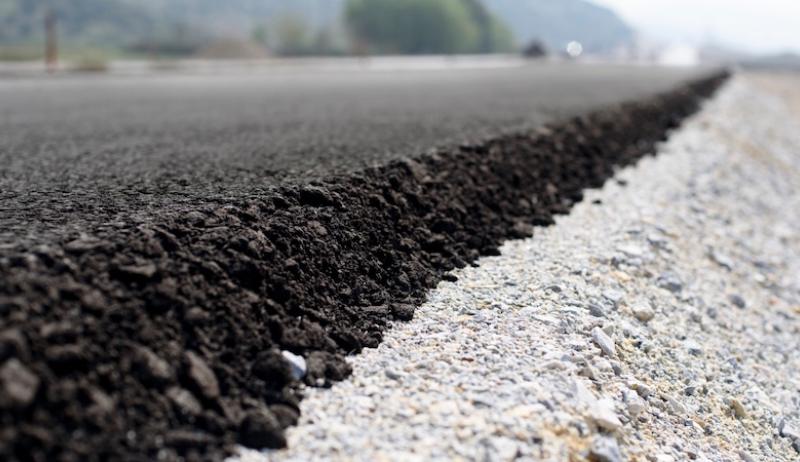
xmin=522 ymin=40 xmax=547 ymax=58
xmin=564 ymin=41 xmax=584 ymax=59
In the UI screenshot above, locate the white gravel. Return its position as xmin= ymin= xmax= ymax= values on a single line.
xmin=235 ymin=74 xmax=800 ymax=461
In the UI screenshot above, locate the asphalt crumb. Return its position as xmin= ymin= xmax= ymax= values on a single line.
xmin=0 ymin=73 xmax=728 ymax=461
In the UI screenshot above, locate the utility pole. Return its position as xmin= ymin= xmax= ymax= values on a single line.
xmin=45 ymin=8 xmax=58 ymax=73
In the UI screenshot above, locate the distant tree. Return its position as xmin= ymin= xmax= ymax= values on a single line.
xmin=272 ymin=14 xmax=312 ymax=56
xmin=462 ymin=0 xmax=515 ymax=53
xmin=345 ymin=0 xmax=481 ymax=55
xmin=128 ymin=22 xmax=210 ymax=57
xmin=0 ymin=0 xmax=156 ymax=46
xmin=251 ymin=16 xmax=347 ymax=56
xmin=311 ymin=27 xmax=345 ymax=56
xmin=251 ymin=24 xmax=269 ymax=48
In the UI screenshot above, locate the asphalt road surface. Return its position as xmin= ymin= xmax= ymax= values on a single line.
xmin=0 ymin=62 xmax=708 ymax=247
xmin=0 ymin=62 xmax=727 ymax=461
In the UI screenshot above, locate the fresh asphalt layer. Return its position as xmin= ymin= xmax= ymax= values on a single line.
xmin=0 ymin=62 xmax=707 ymax=247
xmin=0 ymin=62 xmax=726 ymax=461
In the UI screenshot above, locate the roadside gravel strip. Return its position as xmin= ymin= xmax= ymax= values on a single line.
xmin=0 ymin=73 xmax=725 ymax=461
xmin=240 ymin=75 xmax=800 ymax=461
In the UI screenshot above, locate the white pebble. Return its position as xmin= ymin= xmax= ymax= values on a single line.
xmin=592 ymin=327 xmax=616 ymax=357
xmin=281 ymin=351 xmax=307 ymax=380
xmin=589 ymin=399 xmax=623 ymax=431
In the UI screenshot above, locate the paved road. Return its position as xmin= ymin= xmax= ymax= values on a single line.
xmin=0 ymin=62 xmax=709 ymax=247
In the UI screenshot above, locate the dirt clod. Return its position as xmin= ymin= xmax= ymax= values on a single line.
xmin=133 ymin=346 xmax=174 ymax=385
xmin=183 ymin=351 xmax=220 ymax=401
xmin=239 ymin=410 xmax=286 ymax=449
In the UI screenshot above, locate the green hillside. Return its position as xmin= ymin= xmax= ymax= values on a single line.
xmin=0 ymin=0 xmax=634 ymax=57
xmin=0 ymin=0 xmax=154 ymax=46
xmin=484 ymin=0 xmax=634 ymax=52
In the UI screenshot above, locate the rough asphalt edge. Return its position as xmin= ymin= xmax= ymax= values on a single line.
xmin=0 ymin=71 xmax=728 ymax=461
xmin=256 ymin=75 xmax=800 ymax=462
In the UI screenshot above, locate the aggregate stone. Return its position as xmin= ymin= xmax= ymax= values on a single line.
xmin=728 ymin=294 xmax=747 ymax=309
xmin=133 ymin=346 xmax=174 ymax=385
xmin=592 ymin=327 xmax=617 ymax=358
xmin=778 ymin=419 xmax=800 ymax=440
xmin=0 ymin=359 xmax=39 ymax=409
xmin=602 ymin=290 xmax=624 ymax=306
xmin=167 ymin=387 xmax=204 ymax=417
xmin=589 ymin=399 xmax=623 ymax=431
xmin=624 ymin=391 xmax=647 ymax=418
xmin=684 ymin=340 xmax=704 ymax=357
xmin=729 ymin=398 xmax=748 ymax=419
xmin=588 ymin=303 xmax=607 ymax=318
xmin=281 ymin=351 xmax=307 ymax=381
xmin=656 ymin=272 xmax=684 ymax=293
xmin=632 ymin=305 xmax=656 ymax=323
xmin=183 ymin=351 xmax=220 ymax=401
xmin=589 ymin=435 xmax=623 ymax=462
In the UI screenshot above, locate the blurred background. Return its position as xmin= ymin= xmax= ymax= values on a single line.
xmin=0 ymin=0 xmax=798 ymax=73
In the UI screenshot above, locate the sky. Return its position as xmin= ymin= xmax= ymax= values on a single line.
xmin=595 ymin=0 xmax=800 ymax=55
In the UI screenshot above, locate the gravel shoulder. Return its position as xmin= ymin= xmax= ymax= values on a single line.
xmin=238 ymin=74 xmax=800 ymax=461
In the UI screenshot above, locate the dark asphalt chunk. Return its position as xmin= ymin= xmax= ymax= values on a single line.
xmin=0 ymin=66 xmax=728 ymax=461
xmin=0 ymin=63 xmax=707 ymax=247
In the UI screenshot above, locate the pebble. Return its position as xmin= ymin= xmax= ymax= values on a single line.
xmin=602 ymin=289 xmax=625 ymax=306
xmin=617 ymin=244 xmax=645 ymax=258
xmin=647 ymin=233 xmax=669 ymax=249
xmin=482 ymin=436 xmax=519 ymax=461
xmin=589 ymin=303 xmax=606 ymax=318
xmin=384 ymin=369 xmax=403 ymax=381
xmin=739 ymin=451 xmax=756 ymax=462
xmin=113 ymin=262 xmax=158 ymax=281
xmin=708 ymin=249 xmax=734 ymax=270
xmin=624 ymin=391 xmax=647 ymax=417
xmin=778 ymin=419 xmax=799 ymax=440
xmin=281 ymin=351 xmax=307 ymax=381
xmin=0 ymin=359 xmax=40 ymax=408
xmin=632 ymin=305 xmax=656 ymax=323
xmin=589 ymin=399 xmax=623 ymax=431
xmin=685 ymin=340 xmax=703 ymax=356
xmin=656 ymin=272 xmax=683 ymax=293
xmin=592 ymin=327 xmax=616 ymax=357
xmin=133 ymin=346 xmax=173 ymax=384
xmin=728 ymin=294 xmax=747 ymax=309
xmin=167 ymin=386 xmax=203 ymax=417
xmin=729 ymin=398 xmax=748 ymax=419
xmin=183 ymin=351 xmax=219 ymax=400
xmin=589 ymin=435 xmax=623 ymax=462
xmin=667 ymin=396 xmax=687 ymax=415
